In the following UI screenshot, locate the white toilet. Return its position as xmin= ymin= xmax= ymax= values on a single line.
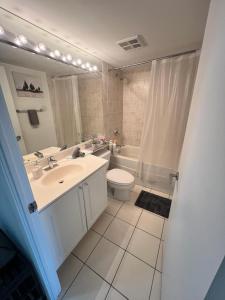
xmin=98 ymin=150 xmax=135 ymax=201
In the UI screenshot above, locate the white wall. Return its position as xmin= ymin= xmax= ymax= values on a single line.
xmin=0 ymin=63 xmax=57 ymax=154
xmin=162 ymin=0 xmax=225 ymax=299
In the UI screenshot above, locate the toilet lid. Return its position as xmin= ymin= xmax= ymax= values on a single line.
xmin=107 ymin=168 xmax=134 ymax=185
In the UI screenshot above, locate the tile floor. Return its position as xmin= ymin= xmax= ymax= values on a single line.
xmin=58 ymin=185 xmax=170 ymax=300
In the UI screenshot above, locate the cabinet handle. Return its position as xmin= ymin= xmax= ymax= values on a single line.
xmin=79 ymin=186 xmax=83 ymax=190
xmin=84 ymin=182 xmax=88 ymax=186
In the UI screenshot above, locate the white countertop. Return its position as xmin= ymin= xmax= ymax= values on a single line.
xmin=29 ymin=155 xmax=107 ymax=212
xmin=23 ymin=146 xmax=60 ymax=163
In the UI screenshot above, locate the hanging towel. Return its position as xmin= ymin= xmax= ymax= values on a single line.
xmin=27 ymin=110 xmax=39 ymax=127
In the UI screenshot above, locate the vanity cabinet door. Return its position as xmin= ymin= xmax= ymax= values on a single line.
xmin=39 ymin=186 xmax=87 ymax=269
xmin=83 ymin=165 xmax=108 ymax=229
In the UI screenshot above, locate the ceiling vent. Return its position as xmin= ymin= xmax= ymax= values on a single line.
xmin=117 ymin=35 xmax=146 ymax=51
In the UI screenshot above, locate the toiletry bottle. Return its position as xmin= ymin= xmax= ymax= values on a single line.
xmin=112 ymin=141 xmax=117 ymax=155
xmin=32 ymin=161 xmax=43 ymax=179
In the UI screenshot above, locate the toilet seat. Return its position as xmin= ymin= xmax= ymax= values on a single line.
xmin=107 ymin=168 xmax=134 ymax=186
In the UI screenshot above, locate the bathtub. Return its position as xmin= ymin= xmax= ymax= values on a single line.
xmin=110 ymin=145 xmax=174 ymax=195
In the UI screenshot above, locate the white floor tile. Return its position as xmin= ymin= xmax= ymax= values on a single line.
xmin=113 ymin=252 xmax=154 ymax=300
xmin=106 ymin=287 xmax=127 ymax=300
xmin=151 ymin=189 xmax=170 ymax=199
xmin=92 ymin=213 xmax=113 ymax=235
xmin=86 ymin=238 xmax=125 ymax=283
xmin=104 ymin=218 xmax=134 ymax=249
xmin=150 ymin=271 xmax=161 ymax=300
xmin=106 ymin=198 xmax=123 ymax=216
xmin=57 ymin=255 xmax=83 ymax=299
xmin=137 ymin=211 xmax=164 ymax=238
xmin=156 ymin=242 xmax=163 ymax=272
xmin=132 ymin=185 xmax=143 ymax=193
xmin=127 ymin=228 xmax=160 ymax=267
xmin=64 ymin=265 xmax=109 ymax=300
xmin=72 ymin=230 xmax=101 ymax=262
xmin=117 ymin=203 xmax=142 ymax=226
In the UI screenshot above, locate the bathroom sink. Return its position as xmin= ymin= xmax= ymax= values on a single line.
xmin=41 ymin=164 xmax=84 ymax=186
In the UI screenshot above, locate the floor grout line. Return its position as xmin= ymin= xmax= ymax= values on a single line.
xmin=105 ymin=209 xmax=164 ymax=241
xmin=73 ymin=196 xmax=130 ymax=300
xmin=62 ymin=213 xmax=115 ymax=299
xmin=61 ymin=186 xmax=167 ymax=299
xmin=104 ymin=208 xmax=144 ymax=300
xmin=148 ymin=218 xmax=165 ymax=300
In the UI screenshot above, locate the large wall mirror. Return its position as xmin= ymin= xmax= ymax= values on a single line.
xmin=0 ymin=8 xmax=108 ymax=163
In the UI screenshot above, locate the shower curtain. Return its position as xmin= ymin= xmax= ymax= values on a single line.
xmin=137 ymin=52 xmax=199 ymax=192
xmin=51 ymin=76 xmax=82 ymax=147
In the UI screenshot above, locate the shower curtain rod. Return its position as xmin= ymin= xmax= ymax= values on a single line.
xmin=52 ymin=48 xmax=199 ymax=78
xmin=113 ymin=48 xmax=200 ymax=70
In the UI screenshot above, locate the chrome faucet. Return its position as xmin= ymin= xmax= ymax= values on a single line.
xmin=47 ymin=156 xmax=58 ymax=169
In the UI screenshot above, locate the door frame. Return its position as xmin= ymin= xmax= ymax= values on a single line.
xmin=0 ymin=87 xmax=60 ymax=299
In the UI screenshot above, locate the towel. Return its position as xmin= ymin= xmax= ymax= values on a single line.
xmin=27 ymin=110 xmax=39 ymax=127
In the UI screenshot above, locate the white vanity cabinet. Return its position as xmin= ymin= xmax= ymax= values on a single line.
xmin=39 ymin=163 xmax=107 ymax=269
xmin=82 ymin=164 xmax=108 ymax=228
xmin=39 ymin=185 xmax=87 ymax=269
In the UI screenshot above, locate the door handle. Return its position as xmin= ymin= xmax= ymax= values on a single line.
xmin=16 ymin=135 xmax=21 ymax=141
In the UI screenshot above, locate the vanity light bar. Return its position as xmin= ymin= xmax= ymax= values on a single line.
xmin=0 ymin=26 xmax=4 ymax=35
xmin=0 ymin=25 xmax=99 ymax=73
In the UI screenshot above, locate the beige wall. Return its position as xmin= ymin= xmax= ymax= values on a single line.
xmin=122 ymin=64 xmax=150 ymax=146
xmin=163 ymin=0 xmax=225 ymax=299
xmin=1 ymin=63 xmax=57 ymax=154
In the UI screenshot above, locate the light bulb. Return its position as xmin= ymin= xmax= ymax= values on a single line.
xmin=77 ymin=58 xmax=82 ymax=65
xmin=54 ymin=49 xmax=60 ymax=57
xmin=49 ymin=52 xmax=55 ymax=58
xmin=18 ymin=35 xmax=27 ymax=44
xmin=66 ymin=54 xmax=72 ymax=61
xmin=86 ymin=62 xmax=90 ymax=68
xmin=14 ymin=37 xmax=22 ymax=46
xmin=34 ymin=46 xmax=40 ymax=53
xmin=0 ymin=26 xmax=4 ymax=35
xmin=62 ymin=56 xmax=67 ymax=62
xmin=38 ymin=43 xmax=46 ymax=51
xmin=81 ymin=64 xmax=86 ymax=69
xmin=93 ymin=65 xmax=98 ymax=71
xmin=89 ymin=67 xmax=93 ymax=71
xmin=72 ymin=60 xmax=77 ymax=66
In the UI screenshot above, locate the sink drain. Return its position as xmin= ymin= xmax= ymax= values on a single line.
xmin=58 ymin=179 xmax=64 ymax=184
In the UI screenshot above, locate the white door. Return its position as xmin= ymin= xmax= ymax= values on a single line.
xmin=83 ymin=165 xmax=108 ymax=228
xmin=162 ymin=1 xmax=225 ymax=299
xmin=0 ymin=87 xmax=60 ymax=299
xmin=0 ymin=66 xmax=27 ymax=154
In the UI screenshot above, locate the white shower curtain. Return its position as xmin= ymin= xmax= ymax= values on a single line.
xmin=138 ymin=53 xmax=199 ymax=192
xmin=51 ymin=76 xmax=82 ymax=147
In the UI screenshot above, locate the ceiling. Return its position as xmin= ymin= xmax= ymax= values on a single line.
xmin=0 ymin=0 xmax=210 ymax=67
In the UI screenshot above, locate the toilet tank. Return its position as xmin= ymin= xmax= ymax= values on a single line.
xmin=94 ymin=149 xmax=111 ymax=169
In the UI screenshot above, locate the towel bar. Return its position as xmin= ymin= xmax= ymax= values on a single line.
xmin=16 ymin=108 xmax=44 ymax=113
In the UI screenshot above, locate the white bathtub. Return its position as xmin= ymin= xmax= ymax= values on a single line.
xmin=110 ymin=145 xmax=139 ymax=174
xmin=110 ymin=145 xmax=174 ymax=194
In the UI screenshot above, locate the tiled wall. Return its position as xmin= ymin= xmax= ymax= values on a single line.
xmin=78 ymin=74 xmax=104 ymax=140
xmin=103 ymin=69 xmax=123 ymax=144
xmin=78 ymin=65 xmax=149 ymax=146
xmin=79 ymin=68 xmax=123 ymax=144
xmin=122 ymin=64 xmax=151 ymax=146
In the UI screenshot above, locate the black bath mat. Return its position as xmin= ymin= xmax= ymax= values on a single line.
xmin=135 ymin=191 xmax=171 ymax=218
